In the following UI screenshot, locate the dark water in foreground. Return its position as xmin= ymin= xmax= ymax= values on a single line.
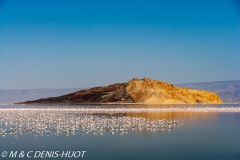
xmin=0 ymin=104 xmax=240 ymax=160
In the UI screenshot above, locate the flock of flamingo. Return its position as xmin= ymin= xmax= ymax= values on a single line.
xmin=0 ymin=108 xmax=184 ymax=137
xmin=0 ymin=106 xmax=239 ymax=137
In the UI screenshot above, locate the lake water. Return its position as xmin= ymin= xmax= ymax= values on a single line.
xmin=0 ymin=104 xmax=239 ymax=160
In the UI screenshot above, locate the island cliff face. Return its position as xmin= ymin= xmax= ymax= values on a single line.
xmin=19 ymin=78 xmax=222 ymax=104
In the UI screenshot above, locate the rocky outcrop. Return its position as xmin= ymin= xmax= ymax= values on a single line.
xmin=18 ymin=78 xmax=222 ymax=104
xmin=177 ymin=80 xmax=240 ymax=103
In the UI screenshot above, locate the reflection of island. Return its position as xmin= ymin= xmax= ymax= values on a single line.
xmin=125 ymin=104 xmax=219 ymax=120
xmin=18 ymin=78 xmax=222 ymax=105
xmin=126 ymin=112 xmax=217 ymax=124
xmin=0 ymin=109 xmax=183 ymax=137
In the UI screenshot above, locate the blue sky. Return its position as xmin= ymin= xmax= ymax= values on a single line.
xmin=0 ymin=0 xmax=240 ymax=89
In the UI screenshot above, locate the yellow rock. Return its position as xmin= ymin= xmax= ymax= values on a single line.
xmin=126 ymin=78 xmax=222 ymax=104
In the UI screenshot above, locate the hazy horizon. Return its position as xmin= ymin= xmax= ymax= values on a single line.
xmin=0 ymin=79 xmax=239 ymax=90
xmin=1 ymin=0 xmax=240 ymax=90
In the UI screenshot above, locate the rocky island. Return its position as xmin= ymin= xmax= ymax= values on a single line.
xmin=18 ymin=78 xmax=222 ymax=104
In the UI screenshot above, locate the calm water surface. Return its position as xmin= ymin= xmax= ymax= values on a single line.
xmin=0 ymin=104 xmax=239 ymax=160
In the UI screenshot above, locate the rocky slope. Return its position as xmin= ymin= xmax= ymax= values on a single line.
xmin=18 ymin=78 xmax=222 ymax=104
xmin=177 ymin=80 xmax=240 ymax=103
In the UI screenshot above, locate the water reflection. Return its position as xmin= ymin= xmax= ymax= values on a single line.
xmin=0 ymin=109 xmax=183 ymax=137
xmin=127 ymin=111 xmax=218 ymax=120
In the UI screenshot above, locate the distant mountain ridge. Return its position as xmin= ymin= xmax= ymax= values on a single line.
xmin=1 ymin=80 xmax=239 ymax=104
xmin=176 ymin=80 xmax=240 ymax=103
xmin=0 ymin=88 xmax=83 ymax=104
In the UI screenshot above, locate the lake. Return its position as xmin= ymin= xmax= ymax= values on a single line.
xmin=0 ymin=104 xmax=239 ymax=160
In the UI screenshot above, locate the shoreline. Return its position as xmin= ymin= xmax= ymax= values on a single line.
xmin=0 ymin=107 xmax=240 ymax=113
xmin=13 ymin=102 xmax=238 ymax=106
xmin=0 ymin=102 xmax=239 ymax=106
